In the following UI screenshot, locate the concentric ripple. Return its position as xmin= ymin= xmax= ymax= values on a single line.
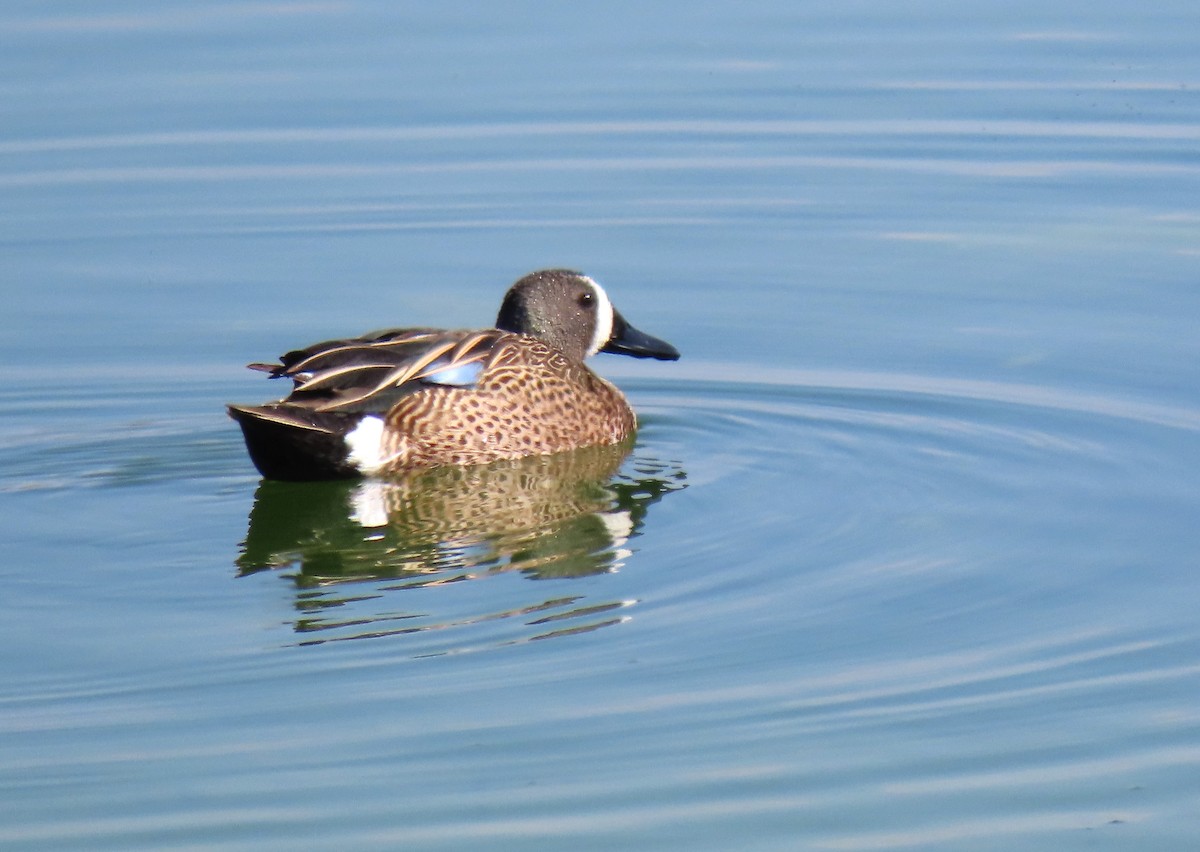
xmin=2 ymin=363 xmax=1198 ymax=848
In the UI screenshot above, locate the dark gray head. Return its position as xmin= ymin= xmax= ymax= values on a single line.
xmin=495 ymin=269 xmax=680 ymax=363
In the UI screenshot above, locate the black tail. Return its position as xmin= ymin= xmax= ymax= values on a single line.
xmin=227 ymin=404 xmax=361 ymax=481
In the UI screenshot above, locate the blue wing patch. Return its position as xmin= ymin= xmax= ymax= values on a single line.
xmin=420 ymin=359 xmax=484 ymax=388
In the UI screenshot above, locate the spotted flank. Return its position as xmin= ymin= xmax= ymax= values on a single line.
xmin=227 ymin=269 xmax=680 ymax=480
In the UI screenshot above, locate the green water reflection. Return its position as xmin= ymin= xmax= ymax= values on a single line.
xmin=236 ymin=444 xmax=686 ymax=643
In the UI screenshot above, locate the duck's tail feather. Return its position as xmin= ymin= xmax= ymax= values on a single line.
xmin=227 ymin=404 xmax=361 ymax=481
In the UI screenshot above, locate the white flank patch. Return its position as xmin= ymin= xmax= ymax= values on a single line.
xmin=584 ymin=275 xmax=614 ymax=357
xmin=345 ymin=415 xmax=387 ymax=474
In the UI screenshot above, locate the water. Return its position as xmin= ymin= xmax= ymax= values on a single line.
xmin=2 ymin=2 xmax=1199 ymax=849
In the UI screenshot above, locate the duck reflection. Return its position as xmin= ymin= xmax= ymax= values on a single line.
xmin=236 ymin=443 xmax=686 ymax=645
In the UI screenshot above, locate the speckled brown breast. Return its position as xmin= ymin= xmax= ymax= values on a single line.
xmin=377 ymin=335 xmax=637 ymax=472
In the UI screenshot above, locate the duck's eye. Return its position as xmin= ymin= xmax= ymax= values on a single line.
xmin=577 ymin=291 xmax=594 ymax=308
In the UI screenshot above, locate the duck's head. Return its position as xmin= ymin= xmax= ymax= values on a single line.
xmin=495 ymin=269 xmax=680 ymax=363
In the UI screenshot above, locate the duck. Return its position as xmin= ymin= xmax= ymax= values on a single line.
xmin=227 ymin=269 xmax=680 ymax=481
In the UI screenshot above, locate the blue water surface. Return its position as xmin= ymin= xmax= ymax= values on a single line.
xmin=2 ymin=2 xmax=1199 ymax=849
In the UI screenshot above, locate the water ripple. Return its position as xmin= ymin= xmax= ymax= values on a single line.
xmin=4 ymin=118 xmax=1200 ymax=156
xmin=3 ymin=365 xmax=1197 ymax=849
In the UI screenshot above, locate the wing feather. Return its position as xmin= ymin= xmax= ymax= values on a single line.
xmin=245 ymin=328 xmax=509 ymax=414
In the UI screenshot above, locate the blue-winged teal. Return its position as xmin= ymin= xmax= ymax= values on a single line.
xmin=228 ymin=269 xmax=680 ymax=480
